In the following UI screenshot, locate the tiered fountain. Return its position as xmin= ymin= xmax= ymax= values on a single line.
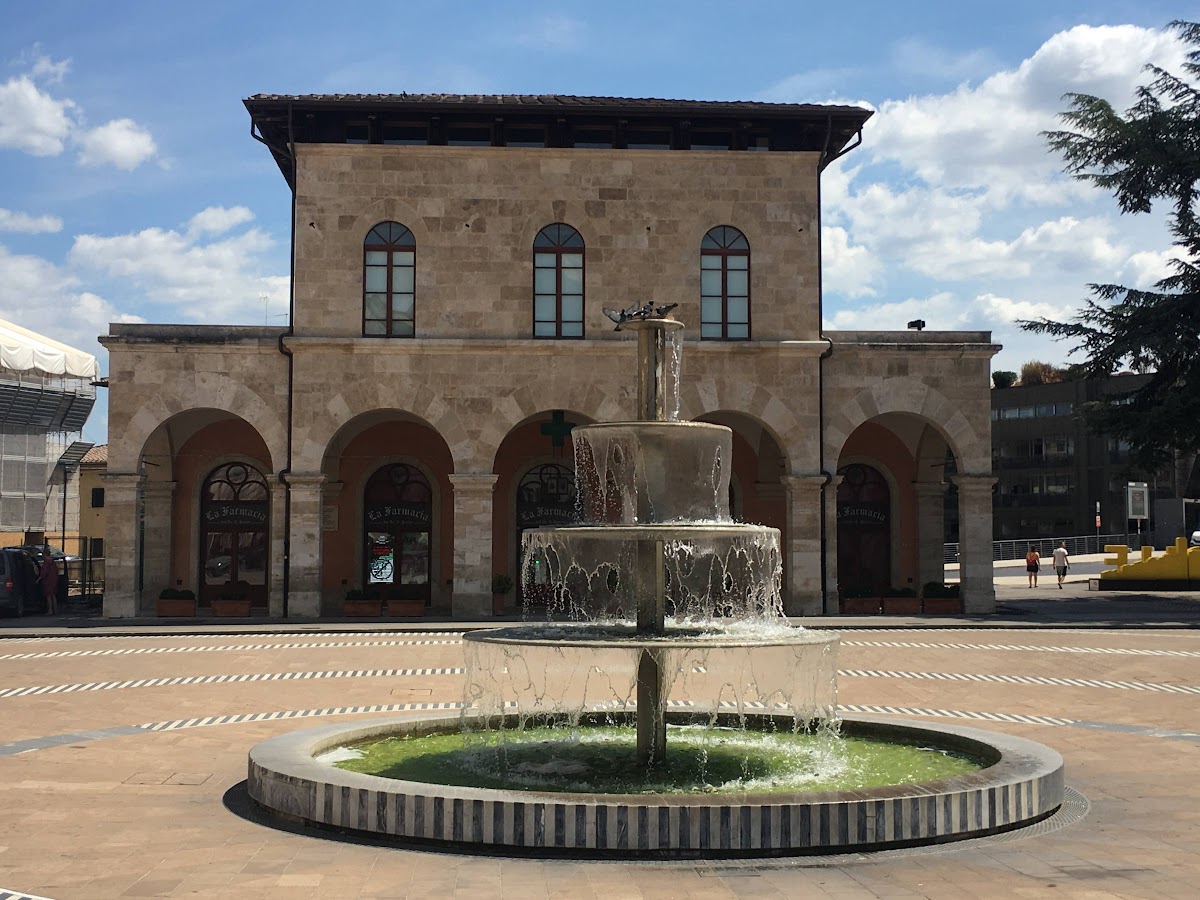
xmin=248 ymin=310 xmax=1065 ymax=857
xmin=462 ymin=312 xmax=839 ymax=767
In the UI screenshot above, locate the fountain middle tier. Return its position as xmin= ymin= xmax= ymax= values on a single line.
xmin=522 ymin=523 xmax=784 ymax=623
xmin=462 ymin=624 xmax=840 ymax=735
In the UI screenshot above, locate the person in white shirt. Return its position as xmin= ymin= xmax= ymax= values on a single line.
xmin=1052 ymin=542 xmax=1070 ymax=589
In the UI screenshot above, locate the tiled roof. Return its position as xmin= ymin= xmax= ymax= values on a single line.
xmin=80 ymin=444 xmax=107 ymax=466
xmin=244 ymin=93 xmax=870 ymax=116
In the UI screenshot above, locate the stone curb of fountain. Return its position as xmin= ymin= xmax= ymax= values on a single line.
xmin=247 ymin=712 xmax=1065 ymax=858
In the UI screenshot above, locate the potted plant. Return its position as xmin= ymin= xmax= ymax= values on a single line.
xmin=156 ymin=587 xmax=196 ymax=617
xmin=922 ymin=581 xmax=963 ymax=615
xmin=839 ymin=588 xmax=881 ymax=615
xmin=211 ymin=585 xmax=252 ymax=617
xmin=491 ymin=573 xmax=514 ymax=615
xmin=881 ymin=586 xmax=921 ymax=615
xmin=343 ymin=588 xmax=382 ymax=617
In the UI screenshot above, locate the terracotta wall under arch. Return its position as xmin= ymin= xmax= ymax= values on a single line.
xmin=319 ymin=419 xmax=454 ymax=601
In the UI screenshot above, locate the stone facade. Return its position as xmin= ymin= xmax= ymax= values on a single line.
xmin=99 ymin=95 xmax=998 ymax=619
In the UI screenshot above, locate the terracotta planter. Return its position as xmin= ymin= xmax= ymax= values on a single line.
xmin=386 ymin=599 xmax=426 ymax=617
xmin=492 ymin=593 xmax=510 ymax=615
xmin=156 ymin=597 xmax=195 ymax=617
xmin=882 ymin=596 xmax=921 ymax=615
xmin=922 ymin=596 xmax=964 ymax=615
xmin=211 ymin=598 xmax=252 ymax=617
xmin=840 ymin=596 xmax=881 ymax=614
xmin=343 ymin=599 xmax=383 ymax=617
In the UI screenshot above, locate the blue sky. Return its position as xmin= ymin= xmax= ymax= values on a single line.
xmin=0 ymin=1 xmax=1190 ymax=443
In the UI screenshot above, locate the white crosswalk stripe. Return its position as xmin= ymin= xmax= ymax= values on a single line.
xmin=0 ymin=667 xmax=465 ymax=698
xmin=0 ymin=637 xmax=463 ymax=661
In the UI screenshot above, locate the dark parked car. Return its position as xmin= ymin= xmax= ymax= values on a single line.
xmin=0 ymin=547 xmax=42 ymax=617
xmin=18 ymin=543 xmax=79 ymax=564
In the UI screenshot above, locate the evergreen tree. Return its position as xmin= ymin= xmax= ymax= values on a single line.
xmin=1020 ymin=20 xmax=1200 ymax=474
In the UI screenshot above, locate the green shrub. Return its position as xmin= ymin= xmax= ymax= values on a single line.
xmin=491 ymin=573 xmax=514 ymax=595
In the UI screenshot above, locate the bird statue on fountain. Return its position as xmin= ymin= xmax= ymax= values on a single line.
xmin=601 ymin=302 xmax=679 ymax=331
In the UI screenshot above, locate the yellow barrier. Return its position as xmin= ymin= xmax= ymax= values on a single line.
xmin=1101 ymin=537 xmax=1199 ymax=580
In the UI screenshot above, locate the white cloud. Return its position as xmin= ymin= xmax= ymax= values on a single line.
xmin=0 ymin=244 xmax=138 ymax=371
xmin=77 ymin=118 xmax=158 ymax=170
xmin=822 ymin=225 xmax=880 ymax=298
xmin=186 ymin=206 xmax=256 ymax=238
xmin=864 ymin=25 xmax=1188 ymax=203
xmin=0 ymin=57 xmax=157 ymax=169
xmin=511 ymin=14 xmax=586 ymax=51
xmin=68 ymin=221 xmax=287 ymax=322
xmin=29 ymin=54 xmax=70 ymax=84
xmin=0 ymin=208 xmax=63 ymax=233
xmin=0 ymin=75 xmax=76 ymax=156
xmin=1120 ymin=249 xmax=1177 ymax=288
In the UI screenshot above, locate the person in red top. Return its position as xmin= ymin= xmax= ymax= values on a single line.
xmin=38 ymin=554 xmax=59 ymax=616
xmin=1025 ymin=545 xmax=1041 ymax=588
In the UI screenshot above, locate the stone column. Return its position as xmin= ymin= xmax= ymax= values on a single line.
xmin=284 ymin=472 xmax=326 ymax=618
xmin=267 ymin=478 xmax=288 ymax=617
xmin=449 ymin=473 xmax=499 ymax=619
xmin=950 ymin=474 xmax=997 ymax=614
xmin=139 ymin=480 xmax=177 ymax=614
xmin=914 ymin=481 xmax=948 ymax=592
xmin=781 ymin=474 xmax=830 ymax=616
xmin=100 ymin=472 xmax=143 ymax=618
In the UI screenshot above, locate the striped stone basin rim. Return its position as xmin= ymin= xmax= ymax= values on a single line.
xmin=247 ymin=711 xmax=1065 ymax=857
xmin=464 ymin=624 xmax=839 ymax=649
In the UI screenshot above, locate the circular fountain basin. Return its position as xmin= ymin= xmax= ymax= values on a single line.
xmin=248 ymin=712 xmax=1064 ymax=857
xmin=465 ymin=622 xmax=838 ymax=649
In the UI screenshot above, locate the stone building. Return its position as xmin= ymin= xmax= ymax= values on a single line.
xmin=100 ymin=94 xmax=999 ymax=619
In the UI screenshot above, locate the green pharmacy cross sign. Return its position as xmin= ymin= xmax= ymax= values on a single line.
xmin=540 ymin=410 xmax=576 ymax=449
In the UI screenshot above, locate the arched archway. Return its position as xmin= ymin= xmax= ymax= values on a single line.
xmin=320 ymin=410 xmax=454 ymax=613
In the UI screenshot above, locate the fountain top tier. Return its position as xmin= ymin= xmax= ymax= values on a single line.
xmin=623 ymin=318 xmax=684 ymax=423
xmin=572 ymin=317 xmax=736 ymax=526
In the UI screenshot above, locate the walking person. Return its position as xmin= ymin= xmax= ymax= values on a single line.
xmin=1053 ymin=541 xmax=1070 ymax=589
xmin=1025 ymin=545 xmax=1041 ymax=588
xmin=38 ymin=554 xmax=59 ymax=616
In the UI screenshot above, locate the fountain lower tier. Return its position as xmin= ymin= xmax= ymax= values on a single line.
xmin=248 ymin=712 xmax=1066 ymax=857
xmin=522 ymin=524 xmax=784 ymax=622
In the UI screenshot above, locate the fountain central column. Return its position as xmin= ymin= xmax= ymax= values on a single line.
xmin=622 ymin=317 xmax=683 ymax=765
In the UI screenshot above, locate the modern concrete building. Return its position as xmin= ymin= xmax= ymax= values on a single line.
xmin=100 ymin=93 xmax=999 ymax=619
xmin=990 ymin=374 xmax=1199 ymax=544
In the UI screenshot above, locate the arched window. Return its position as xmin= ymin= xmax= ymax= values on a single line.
xmin=700 ymin=226 xmax=750 ymax=340
xmin=533 ymin=224 xmax=584 ymax=338
xmin=363 ymin=463 xmax=432 ymax=604
xmin=363 ymin=222 xmax=415 ymax=337
xmin=200 ymin=462 xmax=269 ymax=607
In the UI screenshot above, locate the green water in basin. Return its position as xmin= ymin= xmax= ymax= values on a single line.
xmin=332 ymin=725 xmax=985 ymax=795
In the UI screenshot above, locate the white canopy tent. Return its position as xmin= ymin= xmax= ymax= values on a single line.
xmin=0 ymin=319 xmax=98 ymax=380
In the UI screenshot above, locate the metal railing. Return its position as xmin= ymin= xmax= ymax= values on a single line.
xmin=943 ymin=533 xmax=1137 ymax=563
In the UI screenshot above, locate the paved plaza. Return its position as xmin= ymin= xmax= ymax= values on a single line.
xmin=1 ymin=578 xmax=1199 ymax=898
